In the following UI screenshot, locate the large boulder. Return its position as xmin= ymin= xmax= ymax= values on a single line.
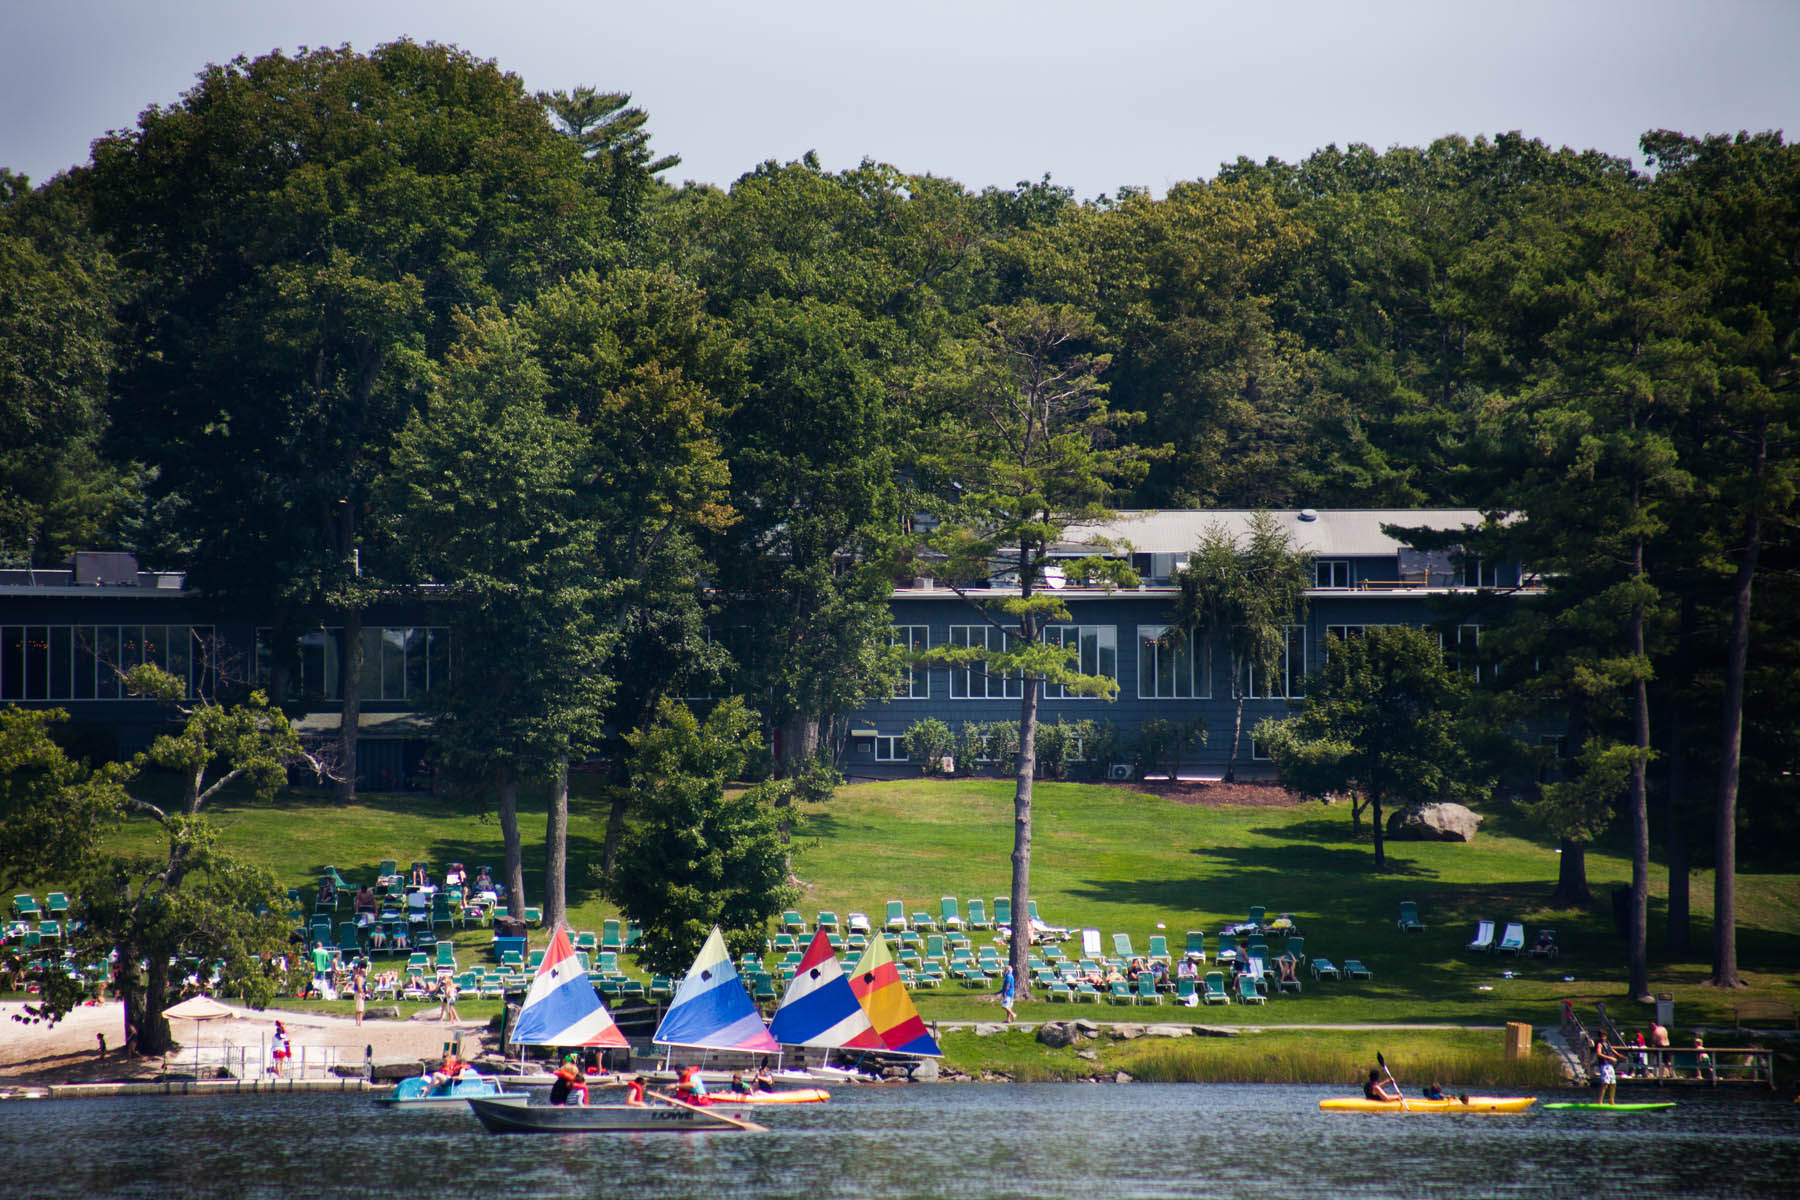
xmin=1387 ymin=802 xmax=1483 ymax=842
xmin=1036 ymin=1021 xmax=1081 ymax=1049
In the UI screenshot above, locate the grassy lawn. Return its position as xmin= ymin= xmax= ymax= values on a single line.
xmin=83 ymin=773 xmax=1800 ymax=1041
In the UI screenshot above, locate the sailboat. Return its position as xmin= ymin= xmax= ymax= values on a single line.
xmin=768 ymin=928 xmax=887 ymax=1051
xmin=509 ymin=924 xmax=629 ymax=1049
xmin=653 ymin=926 xmax=781 ymax=1055
xmin=847 ymin=933 xmax=942 ymax=1057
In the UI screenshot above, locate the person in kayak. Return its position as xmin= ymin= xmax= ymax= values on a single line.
xmin=1421 ymin=1082 xmax=1446 ymax=1101
xmin=1363 ymin=1069 xmax=1400 ymax=1102
xmin=752 ymin=1061 xmax=776 ymax=1092
xmin=550 ymin=1054 xmax=589 ymax=1106
xmin=726 ymin=1071 xmax=753 ymax=1096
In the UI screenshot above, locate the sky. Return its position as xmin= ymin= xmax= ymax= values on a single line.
xmin=4 ymin=0 xmax=1798 ymax=198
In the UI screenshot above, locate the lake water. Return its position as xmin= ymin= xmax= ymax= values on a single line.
xmin=3 ymin=1083 xmax=1796 ymax=1198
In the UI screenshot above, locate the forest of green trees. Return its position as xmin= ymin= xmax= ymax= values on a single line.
xmin=3 ymin=42 xmax=1794 ymax=1022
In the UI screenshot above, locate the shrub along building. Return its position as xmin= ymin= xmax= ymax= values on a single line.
xmin=839 ymin=509 xmax=1531 ymax=780
xmin=0 ymin=510 xmax=1530 ymax=785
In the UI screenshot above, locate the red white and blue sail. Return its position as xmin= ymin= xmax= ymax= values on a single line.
xmin=653 ymin=926 xmax=780 ymax=1053
xmin=769 ymin=929 xmax=886 ymax=1050
xmin=509 ymin=924 xmax=628 ymax=1048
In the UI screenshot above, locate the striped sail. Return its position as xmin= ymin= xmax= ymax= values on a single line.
xmin=768 ymin=929 xmax=885 ymax=1050
xmin=509 ymin=924 xmax=628 ymax=1047
xmin=653 ymin=926 xmax=780 ymax=1053
xmin=847 ymin=933 xmax=942 ymax=1056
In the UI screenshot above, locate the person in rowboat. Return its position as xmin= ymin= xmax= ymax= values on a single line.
xmin=624 ymin=1074 xmax=647 ymax=1107
xmin=1363 ymin=1069 xmax=1400 ymax=1102
xmin=674 ymin=1064 xmax=710 ymax=1105
xmin=550 ymin=1054 xmax=589 ymax=1106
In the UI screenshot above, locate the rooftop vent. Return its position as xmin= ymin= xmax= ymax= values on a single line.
xmin=1297 ymin=508 xmax=1319 ymax=522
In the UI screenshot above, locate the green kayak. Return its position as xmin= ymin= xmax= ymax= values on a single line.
xmin=1543 ymin=1101 xmax=1677 ymax=1111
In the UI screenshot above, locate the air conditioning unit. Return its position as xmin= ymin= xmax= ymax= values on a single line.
xmin=1107 ymin=763 xmax=1132 ymax=781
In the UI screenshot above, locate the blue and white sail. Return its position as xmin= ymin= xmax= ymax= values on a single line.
xmin=769 ymin=928 xmax=886 ymax=1050
xmin=509 ymin=924 xmax=627 ymax=1047
xmin=653 ymin=926 xmax=780 ymax=1053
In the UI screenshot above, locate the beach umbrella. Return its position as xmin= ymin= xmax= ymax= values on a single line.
xmin=164 ymin=994 xmax=235 ymax=1076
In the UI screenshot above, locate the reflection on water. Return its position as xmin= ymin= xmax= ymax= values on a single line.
xmin=2 ymin=1084 xmax=1796 ymax=1199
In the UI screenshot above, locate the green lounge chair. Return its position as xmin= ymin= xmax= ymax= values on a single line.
xmin=967 ymin=898 xmax=992 ymax=930
xmin=1074 ymin=980 xmax=1101 ymax=1003
xmin=1046 ymin=979 xmax=1073 ymax=1002
xmin=337 ymin=922 xmax=362 ymax=959
xmin=522 ymin=906 xmax=541 ymax=926
xmin=1282 ymin=936 xmax=1304 ymax=966
xmin=1247 ymin=904 xmax=1266 ymax=926
xmin=1310 ymin=957 xmax=1340 ymax=981
xmin=783 ymin=910 xmax=806 ymax=934
xmin=1215 ymin=933 xmax=1238 ymax=964
xmin=1342 ymin=958 xmax=1372 ymax=980
xmin=1109 ymin=979 xmax=1135 ymax=1005
xmin=1136 ymin=973 xmax=1162 ymax=1005
xmin=625 ymin=920 xmax=642 ymax=948
xmin=940 ymin=896 xmax=964 ymax=930
xmin=1234 ymin=972 xmax=1265 ymax=1004
xmin=1202 ymin=971 xmax=1230 ymax=1004
xmin=649 ymin=975 xmax=673 ymax=1000
xmin=910 ymin=908 xmax=937 ymax=932
xmin=1146 ymin=935 xmax=1170 ymax=964
xmin=601 ymin=918 xmax=623 ymax=952
xmin=1112 ymin=932 xmax=1135 ymax=960
xmin=1496 ymin=921 xmax=1525 ymax=955
xmin=771 ymin=932 xmax=796 ymax=952
xmin=816 ymin=911 xmax=840 ymax=932
xmin=1274 ymin=953 xmax=1303 ymax=994
xmin=431 ymin=892 xmax=453 ymax=930
xmin=1175 ymin=977 xmax=1197 ymax=1005
xmin=12 ymin=895 xmax=41 ymax=921
xmin=1527 ymin=928 xmax=1559 ymax=959
xmin=993 ymin=897 xmax=1012 ymax=927
xmin=1397 ymin=900 xmax=1426 ymax=933
xmin=37 ymin=919 xmax=61 ymax=944
xmin=1183 ymin=930 xmax=1206 ymax=962
xmin=376 ymin=859 xmax=399 ymax=884
xmin=45 ymin=892 xmax=69 ymax=916
xmin=574 ymin=930 xmax=597 ymax=953
xmin=884 ymin=900 xmax=908 ymax=931
xmin=434 ymin=943 xmax=457 ymax=974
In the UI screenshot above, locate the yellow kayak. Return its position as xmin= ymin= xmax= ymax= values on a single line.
xmin=716 ymin=1088 xmax=830 ymax=1105
xmin=1320 ymin=1096 xmax=1536 ymax=1113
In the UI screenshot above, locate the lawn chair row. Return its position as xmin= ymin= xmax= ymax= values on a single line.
xmin=12 ymin=893 xmax=70 ymax=921
xmin=781 ymin=897 xmax=1065 ymax=938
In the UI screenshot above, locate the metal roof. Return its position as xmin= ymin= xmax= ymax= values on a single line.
xmin=1060 ymin=509 xmax=1488 ymax=557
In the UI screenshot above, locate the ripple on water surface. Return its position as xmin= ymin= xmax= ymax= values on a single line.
xmin=3 ymin=1083 xmax=1796 ymax=1199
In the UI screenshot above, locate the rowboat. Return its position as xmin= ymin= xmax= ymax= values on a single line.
xmin=375 ymin=1074 xmax=520 ymax=1108
xmin=467 ymin=1096 xmax=756 ymax=1134
xmin=1542 ymin=1101 xmax=1676 ymax=1112
xmin=1319 ymin=1096 xmax=1537 ymax=1113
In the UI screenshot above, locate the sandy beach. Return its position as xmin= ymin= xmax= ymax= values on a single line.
xmin=0 ymin=999 xmax=488 ymax=1085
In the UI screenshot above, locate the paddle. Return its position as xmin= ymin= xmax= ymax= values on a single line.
xmin=1376 ymin=1050 xmax=1409 ymax=1111
xmin=649 ymin=1088 xmax=769 ymax=1134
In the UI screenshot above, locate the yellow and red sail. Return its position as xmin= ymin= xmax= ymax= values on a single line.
xmin=847 ymin=933 xmax=941 ymax=1056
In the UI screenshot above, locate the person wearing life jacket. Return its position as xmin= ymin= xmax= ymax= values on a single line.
xmin=624 ymin=1074 xmax=648 ymax=1107
xmin=673 ymin=1064 xmax=710 ymax=1105
xmin=550 ymin=1053 xmax=589 ymax=1106
xmin=727 ymin=1071 xmax=752 ymax=1096
xmin=752 ymin=1061 xmax=776 ymax=1093
xmin=429 ymin=1049 xmax=463 ymax=1091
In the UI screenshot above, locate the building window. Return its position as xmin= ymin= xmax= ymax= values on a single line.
xmin=1315 ymin=559 xmax=1351 ymax=589
xmin=1245 ymin=625 xmax=1306 ymax=699
xmin=1 ymin=625 xmax=215 ymax=702
xmin=891 ymin=626 xmax=929 ymax=699
xmin=1137 ymin=625 xmax=1209 ymax=699
xmin=874 ymin=735 xmax=907 ymax=762
xmin=948 ymin=625 xmax=1021 ymax=700
xmin=1043 ymin=624 xmax=1117 ymax=699
xmin=257 ymin=627 xmax=448 ymax=701
xmin=1248 ymin=735 xmax=1273 ymax=761
xmin=1462 ymin=558 xmax=1501 ymax=588
xmin=1457 ymin=624 xmax=1482 ymax=681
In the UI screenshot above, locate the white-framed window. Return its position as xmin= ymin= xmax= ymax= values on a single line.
xmin=1457 ymin=624 xmax=1482 ymax=681
xmin=890 ymin=626 xmax=929 ymax=699
xmin=874 ymin=735 xmax=907 ymax=762
xmin=1315 ymin=559 xmax=1351 ymax=589
xmin=2 ymin=624 xmax=215 ymax=701
xmin=1248 ymin=735 xmax=1274 ymax=761
xmin=948 ymin=625 xmax=1021 ymax=700
xmin=1462 ymin=558 xmax=1501 ymax=588
xmin=1137 ymin=624 xmax=1210 ymax=699
xmin=1043 ymin=624 xmax=1117 ymax=699
xmin=1245 ymin=625 xmax=1306 ymax=699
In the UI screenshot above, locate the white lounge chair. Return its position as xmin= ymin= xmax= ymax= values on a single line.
xmin=1465 ymin=920 xmax=1495 ymax=952
xmin=1495 ymin=921 xmax=1525 ymax=956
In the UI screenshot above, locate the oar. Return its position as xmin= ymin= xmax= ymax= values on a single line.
xmin=1376 ymin=1051 xmax=1409 ymax=1111
xmin=649 ymin=1088 xmax=768 ymax=1133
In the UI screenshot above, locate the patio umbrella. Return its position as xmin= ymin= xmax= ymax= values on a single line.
xmin=163 ymin=994 xmax=235 ymax=1077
